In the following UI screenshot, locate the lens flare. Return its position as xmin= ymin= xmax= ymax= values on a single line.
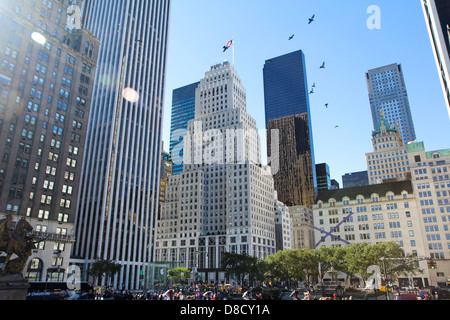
xmin=31 ymin=31 xmax=47 ymax=45
xmin=122 ymin=87 xmax=139 ymax=103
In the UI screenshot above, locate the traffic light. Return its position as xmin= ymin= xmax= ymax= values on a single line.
xmin=427 ymin=261 xmax=437 ymax=269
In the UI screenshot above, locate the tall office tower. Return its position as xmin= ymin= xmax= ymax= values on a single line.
xmin=0 ymin=0 xmax=99 ymax=281
xmin=316 ymin=163 xmax=331 ymax=191
xmin=421 ymin=0 xmax=450 ymax=119
xmin=267 ymin=114 xmax=316 ymax=208
xmin=366 ymin=118 xmax=410 ymax=185
xmin=263 ymin=50 xmax=317 ymax=204
xmin=155 ymin=62 xmax=276 ymax=284
xmin=169 ymin=82 xmax=199 ymax=175
xmin=366 ymin=64 xmax=417 ymax=144
xmin=72 ymin=0 xmax=171 ymax=290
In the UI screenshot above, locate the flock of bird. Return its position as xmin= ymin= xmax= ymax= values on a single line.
xmin=222 ymin=13 xmax=339 ymax=129
xmin=290 ymin=14 xmax=338 ymax=129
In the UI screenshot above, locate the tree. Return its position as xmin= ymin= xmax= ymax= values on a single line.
xmin=221 ymin=252 xmax=258 ymax=287
xmin=167 ymin=267 xmax=191 ymax=285
xmin=89 ymin=259 xmax=122 ymax=288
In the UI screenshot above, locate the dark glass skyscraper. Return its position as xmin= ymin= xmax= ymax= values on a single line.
xmin=263 ymin=50 xmax=317 ymax=207
xmin=263 ymin=50 xmax=311 ymax=127
xmin=169 ymin=82 xmax=199 ymax=175
xmin=73 ymin=0 xmax=171 ymax=290
xmin=316 ymin=163 xmax=331 ymax=191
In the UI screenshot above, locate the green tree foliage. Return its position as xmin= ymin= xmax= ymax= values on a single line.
xmin=221 ymin=252 xmax=261 ymax=286
xmin=238 ymin=242 xmax=422 ymax=285
xmin=167 ymin=267 xmax=191 ymax=284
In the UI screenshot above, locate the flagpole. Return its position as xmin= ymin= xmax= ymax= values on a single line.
xmin=232 ymin=36 xmax=235 ymax=65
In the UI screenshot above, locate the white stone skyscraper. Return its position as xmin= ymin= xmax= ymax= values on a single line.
xmin=155 ymin=62 xmax=276 ymax=284
xmin=71 ymin=0 xmax=171 ymax=290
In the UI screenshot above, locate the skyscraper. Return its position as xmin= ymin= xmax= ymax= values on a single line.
xmin=316 ymin=163 xmax=331 ymax=192
xmin=263 ymin=50 xmax=311 ymax=127
xmin=72 ymin=0 xmax=171 ymax=290
xmin=169 ymin=82 xmax=199 ymax=175
xmin=267 ymin=114 xmax=316 ymax=208
xmin=263 ymin=50 xmax=317 ymax=206
xmin=421 ymin=0 xmax=450 ymax=119
xmin=155 ymin=62 xmax=276 ymax=284
xmin=0 ymin=0 xmax=99 ymax=281
xmin=366 ymin=64 xmax=417 ymax=144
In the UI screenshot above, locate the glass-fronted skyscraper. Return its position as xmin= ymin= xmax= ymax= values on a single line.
xmin=263 ymin=50 xmax=311 ymax=127
xmin=316 ymin=163 xmax=331 ymax=191
xmin=169 ymin=82 xmax=199 ymax=175
xmin=421 ymin=0 xmax=450 ymax=119
xmin=72 ymin=0 xmax=171 ymax=290
xmin=366 ymin=64 xmax=416 ymax=144
xmin=263 ymin=50 xmax=317 ymax=206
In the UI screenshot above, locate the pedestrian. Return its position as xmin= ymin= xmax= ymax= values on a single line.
xmin=163 ymin=289 xmax=174 ymax=300
xmin=289 ymin=290 xmax=301 ymax=301
xmin=242 ymin=288 xmax=253 ymax=300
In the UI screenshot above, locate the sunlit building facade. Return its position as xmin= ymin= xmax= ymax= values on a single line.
xmin=72 ymin=0 xmax=171 ymax=290
xmin=421 ymin=0 xmax=450 ymax=119
xmin=366 ymin=64 xmax=416 ymax=144
xmin=0 ymin=0 xmax=99 ymax=282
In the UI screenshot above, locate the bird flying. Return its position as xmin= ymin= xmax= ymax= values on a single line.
xmin=308 ymin=14 xmax=315 ymax=24
xmin=289 ymin=34 xmax=295 ymax=40
xmin=325 ymin=103 xmax=329 ymax=108
xmin=320 ymin=62 xmax=325 ymax=69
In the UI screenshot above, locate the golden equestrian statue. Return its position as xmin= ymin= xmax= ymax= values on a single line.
xmin=0 ymin=214 xmax=35 ymax=274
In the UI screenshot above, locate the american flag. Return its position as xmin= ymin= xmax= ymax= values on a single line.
xmin=223 ymin=39 xmax=233 ymax=52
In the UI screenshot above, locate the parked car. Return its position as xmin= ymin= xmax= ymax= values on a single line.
xmin=397 ymin=293 xmax=420 ymax=300
xmin=437 ymin=287 xmax=450 ymax=300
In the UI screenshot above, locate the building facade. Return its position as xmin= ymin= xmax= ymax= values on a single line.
xmin=289 ymin=205 xmax=315 ymax=249
xmin=155 ymin=62 xmax=276 ymax=284
xmin=366 ymin=64 xmax=416 ymax=144
xmin=274 ymin=193 xmax=292 ymax=251
xmin=263 ymin=50 xmax=317 ymax=200
xmin=0 ymin=0 xmax=99 ymax=282
xmin=421 ymin=0 xmax=450 ymax=119
xmin=313 ymin=181 xmax=434 ymax=286
xmin=406 ymin=141 xmax=450 ymax=286
xmin=316 ymin=163 xmax=331 ymax=192
xmin=267 ymin=114 xmax=316 ymax=208
xmin=72 ymin=0 xmax=171 ymax=290
xmin=159 ymin=151 xmax=172 ymax=219
xmin=342 ymin=171 xmax=369 ymax=189
xmin=169 ymin=82 xmax=199 ymax=175
xmin=366 ymin=117 xmax=410 ymax=184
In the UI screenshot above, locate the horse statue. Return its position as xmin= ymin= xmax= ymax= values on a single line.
xmin=0 ymin=215 xmax=35 ymax=274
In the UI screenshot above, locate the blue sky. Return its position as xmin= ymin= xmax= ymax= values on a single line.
xmin=162 ymin=0 xmax=450 ymax=186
